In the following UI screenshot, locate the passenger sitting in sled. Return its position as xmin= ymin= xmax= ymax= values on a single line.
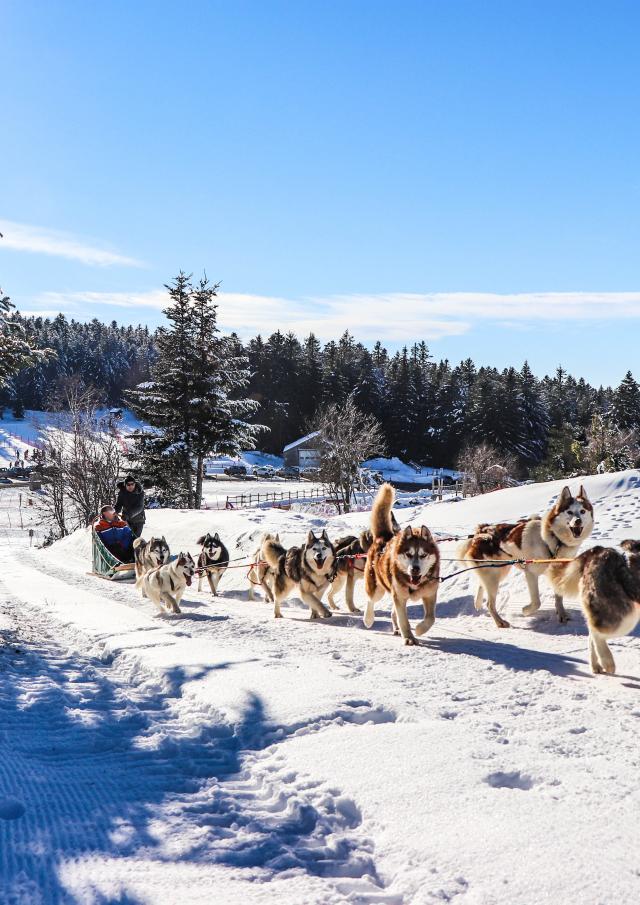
xmin=94 ymin=505 xmax=134 ymax=561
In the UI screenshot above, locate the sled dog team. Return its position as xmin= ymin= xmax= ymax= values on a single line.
xmin=131 ymin=483 xmax=640 ymax=677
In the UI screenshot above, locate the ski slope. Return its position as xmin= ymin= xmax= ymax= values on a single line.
xmin=1 ymin=472 xmax=639 ymax=904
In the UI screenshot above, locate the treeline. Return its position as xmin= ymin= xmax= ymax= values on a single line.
xmin=1 ymin=314 xmax=157 ymax=414
xmin=6 ymin=312 xmax=640 ymax=475
xmin=244 ymin=331 xmax=640 ymax=476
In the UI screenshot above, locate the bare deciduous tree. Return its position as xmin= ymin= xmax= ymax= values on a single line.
xmin=457 ymin=442 xmax=518 ymax=496
xmin=316 ymin=396 xmax=386 ymax=513
xmin=37 ymin=384 xmax=122 ymax=539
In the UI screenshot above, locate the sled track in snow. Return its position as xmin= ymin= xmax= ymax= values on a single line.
xmin=0 ymin=551 xmax=401 ymax=904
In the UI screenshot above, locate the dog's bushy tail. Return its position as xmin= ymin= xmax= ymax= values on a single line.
xmin=133 ymin=537 xmax=145 ymax=551
xmin=371 ymin=483 xmax=395 ymax=541
xmin=456 ymin=538 xmax=472 ymax=561
xmin=261 ymin=537 xmax=286 ymax=568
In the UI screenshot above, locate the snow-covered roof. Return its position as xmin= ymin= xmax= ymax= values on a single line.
xmin=283 ymin=431 xmax=320 ymax=452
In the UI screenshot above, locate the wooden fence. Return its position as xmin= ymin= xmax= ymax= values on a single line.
xmin=223 ymin=486 xmax=328 ymax=510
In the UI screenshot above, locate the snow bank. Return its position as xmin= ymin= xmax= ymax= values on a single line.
xmin=364 ymin=456 xmax=459 ymax=486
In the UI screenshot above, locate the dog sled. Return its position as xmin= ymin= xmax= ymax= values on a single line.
xmin=91 ymin=526 xmax=136 ymax=581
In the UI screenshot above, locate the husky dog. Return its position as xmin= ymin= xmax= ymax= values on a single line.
xmin=247 ymin=532 xmax=279 ymax=602
xmin=459 ymin=485 xmax=594 ymax=628
xmin=549 ymin=540 xmax=640 ymax=675
xmin=133 ymin=536 xmax=170 ymax=596
xmin=260 ymin=530 xmax=336 ymax=619
xmin=136 ymin=552 xmax=196 ymax=615
xmin=327 ymin=532 xmax=370 ymax=614
xmin=196 ymin=532 xmax=229 ymax=595
xmin=364 ymin=483 xmax=440 ymax=646
xmin=328 ymin=514 xmax=401 ymax=614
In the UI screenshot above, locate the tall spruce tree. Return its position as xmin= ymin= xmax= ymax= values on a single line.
xmin=128 ymin=272 xmax=260 ymax=508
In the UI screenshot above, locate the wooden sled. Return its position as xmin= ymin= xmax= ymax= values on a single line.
xmin=91 ymin=527 xmax=136 ymax=581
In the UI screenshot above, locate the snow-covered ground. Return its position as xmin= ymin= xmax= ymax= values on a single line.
xmin=0 ymin=408 xmax=149 ymax=464
xmin=364 ymin=457 xmax=459 ymax=487
xmin=1 ymin=472 xmax=640 ymax=903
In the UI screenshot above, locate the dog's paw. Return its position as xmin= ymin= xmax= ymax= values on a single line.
xmin=496 ymin=618 xmax=510 ymax=629
xmin=392 ymin=629 xmax=400 ymax=636
xmin=322 ymin=609 xmax=333 ymax=618
xmin=415 ymin=620 xmax=434 ymax=637
xmin=404 ymin=636 xmax=417 ymax=646
xmin=522 ymin=602 xmax=540 ymax=617
xmin=557 ymin=612 xmax=570 ymax=624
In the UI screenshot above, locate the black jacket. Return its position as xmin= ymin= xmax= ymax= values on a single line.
xmin=115 ymin=480 xmax=146 ymax=524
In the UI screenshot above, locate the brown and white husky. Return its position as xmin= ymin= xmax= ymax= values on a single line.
xmin=363 ymin=483 xmax=440 ymax=646
xmin=549 ymin=540 xmax=640 ymax=675
xmin=459 ymin=485 xmax=594 ymax=628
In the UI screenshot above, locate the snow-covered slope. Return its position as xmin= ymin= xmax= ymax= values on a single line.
xmin=2 ymin=472 xmax=640 ymax=903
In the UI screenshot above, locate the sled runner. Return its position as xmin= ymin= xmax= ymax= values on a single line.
xmin=91 ymin=526 xmax=136 ymax=581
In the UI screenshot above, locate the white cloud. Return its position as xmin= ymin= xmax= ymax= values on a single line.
xmin=19 ymin=289 xmax=640 ymax=342
xmin=0 ymin=220 xmax=144 ymax=267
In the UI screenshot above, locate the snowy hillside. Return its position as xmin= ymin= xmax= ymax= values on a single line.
xmin=1 ymin=471 xmax=640 ymax=903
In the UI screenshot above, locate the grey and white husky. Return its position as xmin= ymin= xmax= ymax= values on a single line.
xmin=459 ymin=485 xmax=594 ymax=627
xmin=549 ymin=540 xmax=640 ymax=675
xmin=196 ymin=532 xmax=229 ymax=595
xmin=135 ymin=552 xmax=196 ymax=615
xmin=133 ymin=535 xmax=171 ymax=595
xmin=261 ymin=530 xmax=336 ymax=619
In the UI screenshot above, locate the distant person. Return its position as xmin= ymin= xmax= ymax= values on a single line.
xmin=94 ymin=505 xmax=134 ymax=561
xmin=115 ymin=474 xmax=146 ymax=539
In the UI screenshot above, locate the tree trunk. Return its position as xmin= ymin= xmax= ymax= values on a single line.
xmin=195 ymin=454 xmax=204 ymax=509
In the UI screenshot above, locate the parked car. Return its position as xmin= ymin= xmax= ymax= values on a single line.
xmin=224 ymin=464 xmax=247 ymax=477
xmin=252 ymin=465 xmax=276 ymax=478
xmin=6 ymin=467 xmax=30 ymax=480
xmin=277 ymin=465 xmax=300 ymax=479
xmin=300 ymin=466 xmax=320 ymax=480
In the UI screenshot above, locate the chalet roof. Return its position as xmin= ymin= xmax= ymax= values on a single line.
xmin=283 ymin=431 xmax=320 ymax=453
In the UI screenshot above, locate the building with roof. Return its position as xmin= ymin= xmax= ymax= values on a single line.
xmin=282 ymin=431 xmax=321 ymax=469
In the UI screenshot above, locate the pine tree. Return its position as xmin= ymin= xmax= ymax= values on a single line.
xmin=0 ymin=292 xmax=50 ymax=388
xmin=128 ymin=272 xmax=260 ymax=508
xmin=613 ymin=371 xmax=640 ymax=430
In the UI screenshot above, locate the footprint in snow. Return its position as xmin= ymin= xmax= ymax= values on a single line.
xmin=0 ymin=798 xmax=25 ymax=820
xmin=484 ymin=770 xmax=534 ymax=790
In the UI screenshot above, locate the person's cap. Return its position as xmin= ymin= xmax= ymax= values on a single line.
xmin=100 ymin=505 xmax=115 ymax=517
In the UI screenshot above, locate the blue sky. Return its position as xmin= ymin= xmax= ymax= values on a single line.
xmin=2 ymin=0 xmax=639 ymax=385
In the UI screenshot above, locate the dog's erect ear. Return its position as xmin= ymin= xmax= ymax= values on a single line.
xmin=275 ymin=533 xmax=280 ymax=542
xmin=321 ymin=529 xmax=330 ymax=543
xmin=162 ymin=535 xmax=167 ymax=543
xmin=213 ymin=532 xmax=220 ymax=542
xmin=403 ymin=525 xmax=413 ymax=540
xmin=577 ymin=484 xmax=590 ymax=502
xmin=621 ymin=539 xmax=640 ymax=554
xmin=420 ymin=525 xmax=433 ymax=542
xmin=178 ymin=553 xmax=186 ymax=565
xmin=307 ymin=530 xmax=317 ymax=545
xmin=390 ymin=511 xmax=401 ymax=534
xmin=196 ymin=535 xmax=205 ymax=546
xmin=556 ymin=486 xmax=572 ymax=509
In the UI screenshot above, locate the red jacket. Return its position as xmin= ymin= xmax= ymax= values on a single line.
xmin=94 ymin=516 xmax=128 ymax=532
